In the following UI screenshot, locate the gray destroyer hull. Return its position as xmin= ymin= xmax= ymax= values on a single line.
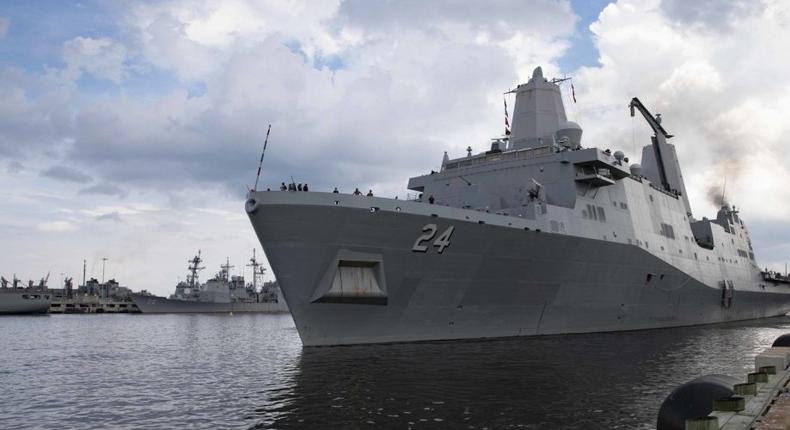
xmin=130 ymin=294 xmax=288 ymax=314
xmin=0 ymin=291 xmax=51 ymax=315
xmin=247 ymin=193 xmax=790 ymax=346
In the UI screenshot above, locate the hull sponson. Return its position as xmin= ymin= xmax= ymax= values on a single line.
xmin=0 ymin=291 xmax=51 ymax=315
xmin=247 ymin=193 xmax=790 ymax=346
xmin=130 ymin=294 xmax=288 ymax=314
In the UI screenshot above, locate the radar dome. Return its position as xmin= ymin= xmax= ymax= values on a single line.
xmin=614 ymin=151 xmax=625 ymax=162
xmin=630 ymin=163 xmax=642 ymax=176
xmin=555 ymin=121 xmax=582 ymax=149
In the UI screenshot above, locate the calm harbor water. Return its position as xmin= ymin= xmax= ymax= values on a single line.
xmin=2 ymin=314 xmax=790 ymax=429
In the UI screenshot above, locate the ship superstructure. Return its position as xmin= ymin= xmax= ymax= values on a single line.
xmin=245 ymin=66 xmax=790 ymax=346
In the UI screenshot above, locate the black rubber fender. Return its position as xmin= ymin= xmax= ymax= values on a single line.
xmin=773 ymin=334 xmax=790 ymax=347
xmin=656 ymin=374 xmax=737 ymax=430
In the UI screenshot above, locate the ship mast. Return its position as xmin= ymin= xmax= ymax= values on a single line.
xmin=246 ymin=249 xmax=266 ymax=292
xmin=186 ymin=251 xmax=205 ymax=288
xmin=220 ymin=257 xmax=234 ymax=282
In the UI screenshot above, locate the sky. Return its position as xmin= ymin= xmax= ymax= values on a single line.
xmin=2 ymin=0 xmax=790 ymax=295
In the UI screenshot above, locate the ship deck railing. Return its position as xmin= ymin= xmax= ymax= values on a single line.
xmin=443 ymin=145 xmax=554 ymax=171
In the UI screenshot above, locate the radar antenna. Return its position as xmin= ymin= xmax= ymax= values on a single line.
xmin=186 ymin=251 xmax=205 ymax=288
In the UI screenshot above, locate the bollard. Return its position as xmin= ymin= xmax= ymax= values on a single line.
xmin=713 ymin=396 xmax=746 ymax=412
xmin=747 ymin=372 xmax=769 ymax=383
xmin=759 ymin=365 xmax=777 ymax=375
xmin=685 ymin=416 xmax=719 ymax=430
xmin=733 ymin=382 xmax=757 ymax=396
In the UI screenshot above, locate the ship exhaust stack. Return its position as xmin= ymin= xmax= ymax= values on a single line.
xmin=509 ymin=67 xmax=571 ymax=150
xmin=630 ymin=97 xmax=692 ymax=217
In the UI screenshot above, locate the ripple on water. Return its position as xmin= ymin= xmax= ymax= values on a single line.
xmin=2 ymin=314 xmax=790 ymax=428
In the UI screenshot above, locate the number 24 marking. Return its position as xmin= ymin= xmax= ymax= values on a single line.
xmin=411 ymin=224 xmax=455 ymax=253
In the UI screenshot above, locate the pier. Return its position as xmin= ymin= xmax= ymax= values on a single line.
xmin=660 ymin=336 xmax=790 ymax=429
xmin=48 ymin=298 xmax=139 ymax=314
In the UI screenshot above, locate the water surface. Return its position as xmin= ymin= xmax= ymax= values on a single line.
xmin=2 ymin=314 xmax=789 ymax=429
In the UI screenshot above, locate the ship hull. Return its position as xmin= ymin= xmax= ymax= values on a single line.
xmin=0 ymin=291 xmax=51 ymax=315
xmin=130 ymin=294 xmax=288 ymax=314
xmin=247 ymin=192 xmax=790 ymax=346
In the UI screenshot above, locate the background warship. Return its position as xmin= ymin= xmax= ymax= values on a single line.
xmin=246 ymin=66 xmax=790 ymax=346
xmin=131 ymin=250 xmax=288 ymax=313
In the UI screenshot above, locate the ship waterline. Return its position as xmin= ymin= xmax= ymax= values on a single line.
xmin=246 ymin=192 xmax=790 ymax=346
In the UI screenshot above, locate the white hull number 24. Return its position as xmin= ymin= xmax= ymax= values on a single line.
xmin=411 ymin=224 xmax=455 ymax=253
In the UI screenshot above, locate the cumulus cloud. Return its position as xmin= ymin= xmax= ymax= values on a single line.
xmin=575 ymin=0 xmax=790 ymax=222
xmin=660 ymin=0 xmax=759 ymax=31
xmin=63 ymin=36 xmax=128 ymax=83
xmin=40 ymin=165 xmax=93 ymax=183
xmin=125 ymin=0 xmax=345 ymax=81
xmin=5 ymin=0 xmax=790 ymax=287
xmin=50 ymin=0 xmax=577 ymax=197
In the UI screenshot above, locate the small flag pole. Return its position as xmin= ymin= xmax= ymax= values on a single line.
xmin=253 ymin=124 xmax=272 ymax=191
xmin=571 ymin=81 xmax=577 ymax=104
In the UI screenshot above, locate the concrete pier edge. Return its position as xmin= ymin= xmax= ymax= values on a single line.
xmin=689 ymin=346 xmax=790 ymax=429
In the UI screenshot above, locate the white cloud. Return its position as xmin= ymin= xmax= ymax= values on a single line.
xmin=8 ymin=0 xmax=790 ymax=288
xmin=37 ymin=221 xmax=78 ymax=232
xmin=125 ymin=0 xmax=345 ymax=81
xmin=63 ymin=36 xmax=128 ymax=83
xmin=0 ymin=0 xmax=578 ymax=294
xmin=575 ymin=0 xmax=790 ymax=223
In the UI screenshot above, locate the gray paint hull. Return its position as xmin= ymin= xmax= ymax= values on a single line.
xmin=248 ymin=200 xmax=790 ymax=346
xmin=130 ymin=294 xmax=288 ymax=314
xmin=0 ymin=291 xmax=51 ymax=315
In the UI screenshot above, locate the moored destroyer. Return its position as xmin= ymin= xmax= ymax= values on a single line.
xmin=246 ymin=66 xmax=790 ymax=346
xmin=131 ymin=250 xmax=288 ymax=314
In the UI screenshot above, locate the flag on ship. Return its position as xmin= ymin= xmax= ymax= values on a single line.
xmin=504 ymin=98 xmax=511 ymax=135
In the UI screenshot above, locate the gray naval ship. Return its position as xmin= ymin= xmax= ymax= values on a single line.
xmin=245 ymin=66 xmax=790 ymax=346
xmin=0 ymin=275 xmax=51 ymax=315
xmin=131 ymin=250 xmax=288 ymax=314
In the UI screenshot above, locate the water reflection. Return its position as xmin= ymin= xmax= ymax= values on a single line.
xmin=255 ymin=316 xmax=790 ymax=429
xmin=3 ymin=313 xmax=789 ymax=429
